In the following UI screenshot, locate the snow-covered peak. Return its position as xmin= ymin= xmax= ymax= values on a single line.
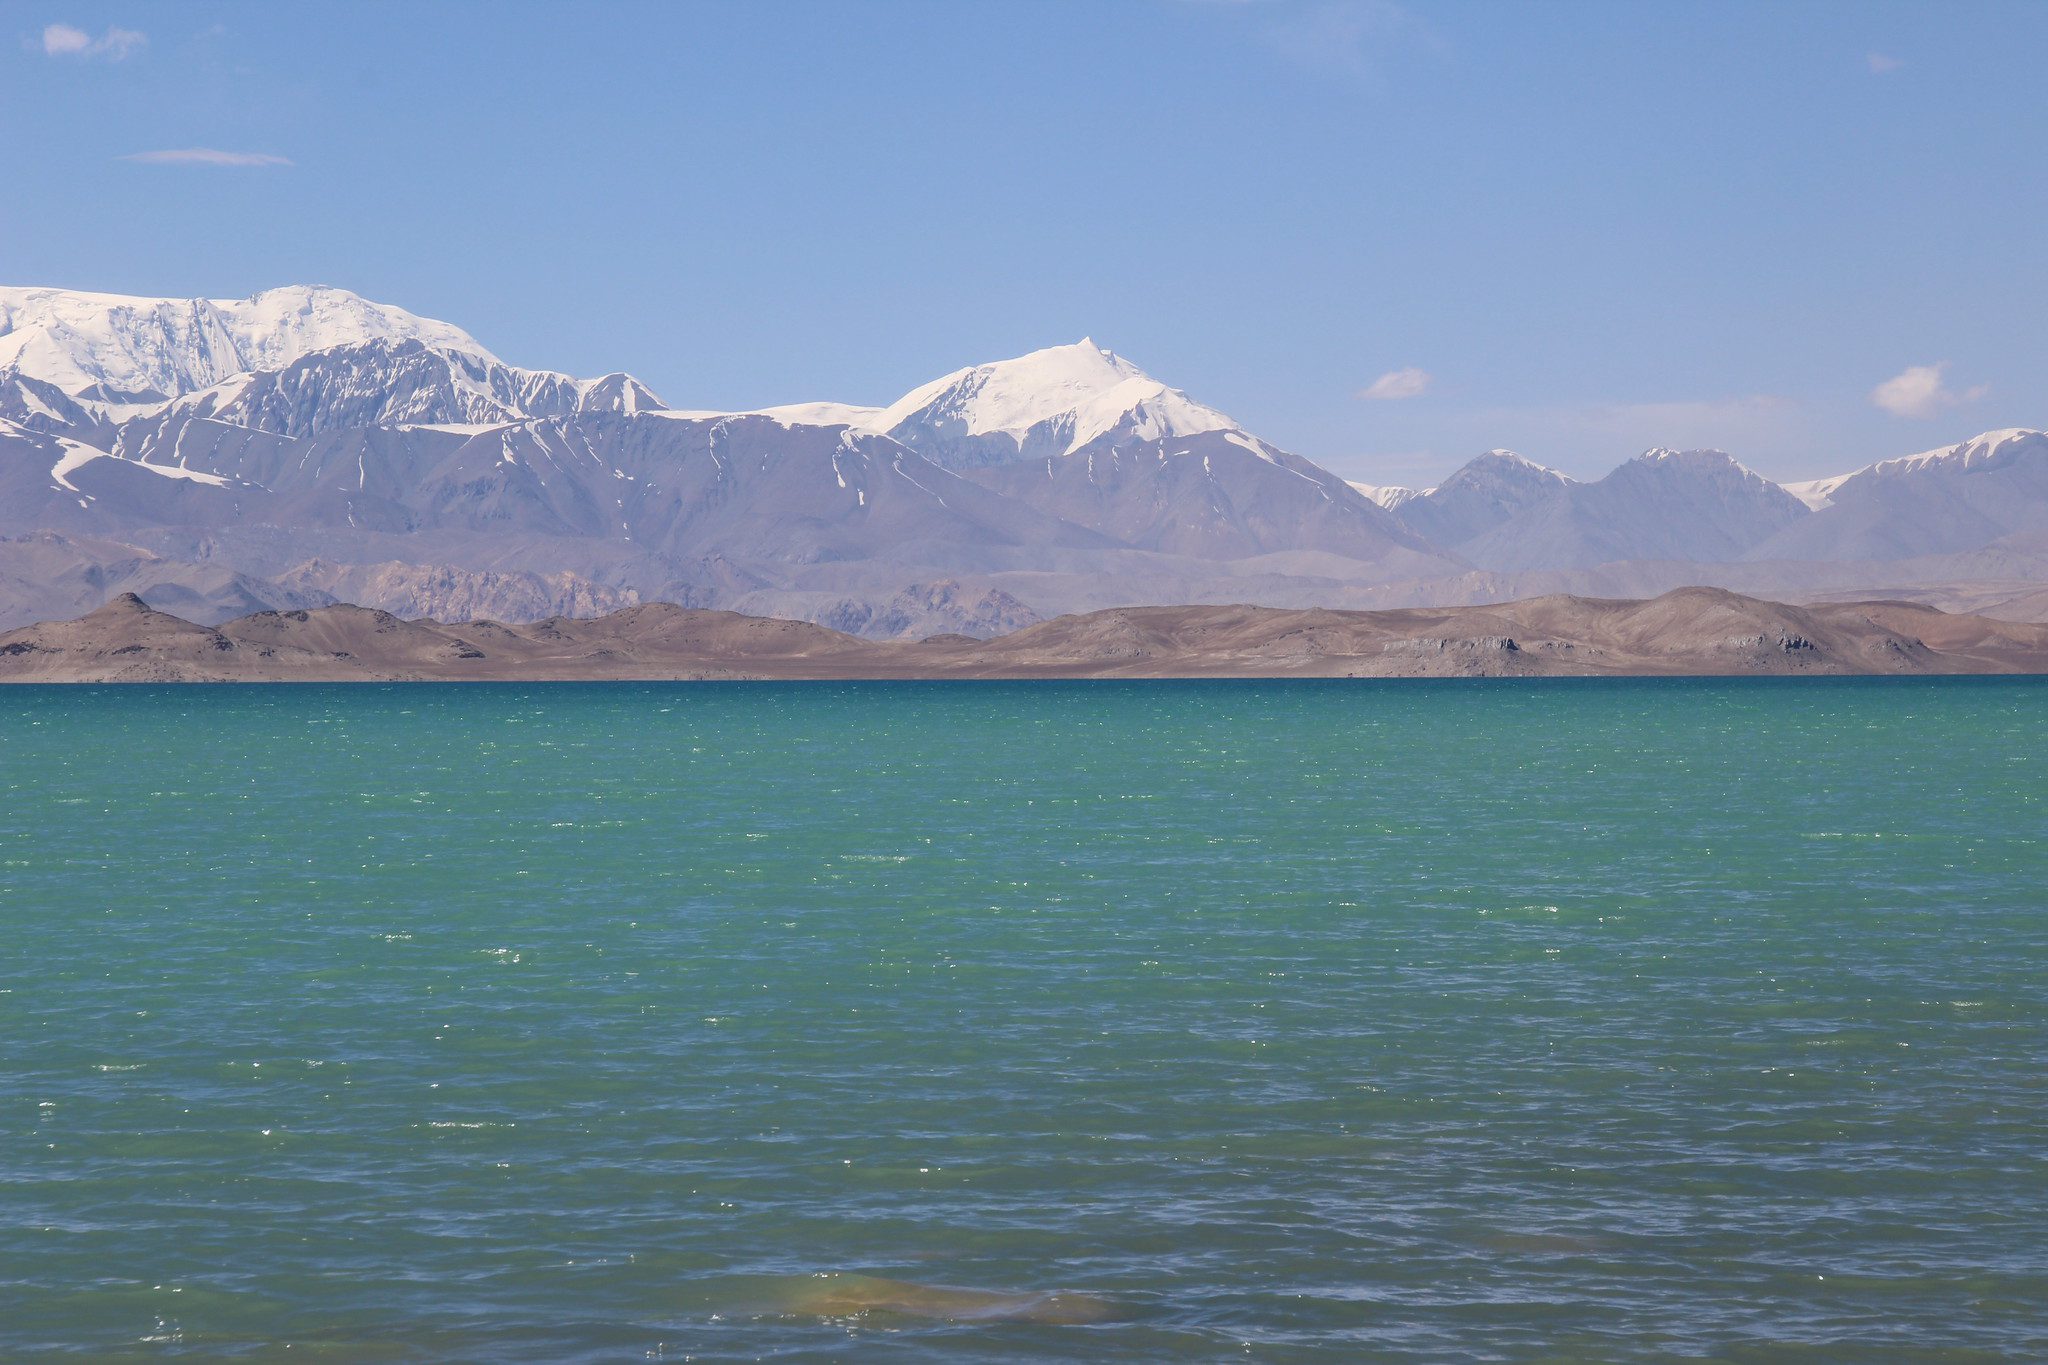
xmin=1481 ymin=447 xmax=1554 ymax=468
xmin=125 ymin=338 xmax=664 ymax=442
xmin=211 ymin=285 xmax=494 ymax=373
xmin=1635 ymin=446 xmax=1729 ymax=467
xmin=1382 ymin=449 xmax=1575 ymax=547
xmin=1625 ymin=446 xmax=1777 ymax=481
xmin=1608 ymin=449 xmax=1809 ymax=521
xmin=866 ymin=339 xmax=1257 ymax=469
xmin=574 ymin=370 xmax=667 ymax=416
xmin=746 ymin=400 xmax=886 ymax=429
xmin=1780 ymin=430 xmax=2047 ymax=511
xmin=1441 ymin=448 xmax=1573 ymax=489
xmin=0 ymin=283 xmax=496 ymax=404
xmin=871 ymin=338 xmax=1139 ymax=435
xmin=1857 ymin=428 xmax=2046 ymax=480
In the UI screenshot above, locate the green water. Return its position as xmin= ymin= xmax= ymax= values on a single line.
xmin=2 ymin=679 xmax=2045 ymax=1361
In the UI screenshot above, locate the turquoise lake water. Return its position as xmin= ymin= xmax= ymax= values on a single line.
xmin=2 ymin=679 xmax=2045 ymax=1361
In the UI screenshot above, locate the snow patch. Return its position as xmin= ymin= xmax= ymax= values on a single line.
xmin=1782 ymin=475 xmax=1847 ymax=511
xmin=1349 ymin=480 xmax=1426 ymax=510
xmin=51 ymin=440 xmax=233 ymax=490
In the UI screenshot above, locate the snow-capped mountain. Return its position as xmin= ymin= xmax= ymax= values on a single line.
xmin=129 ymin=339 xmax=666 ymax=441
xmin=3 ymin=281 xmax=2046 ymax=633
xmin=1386 ymin=450 xmax=1577 ymax=549
xmin=725 ymin=339 xmax=1444 ymax=564
xmin=1751 ymin=429 xmax=2048 ymax=562
xmin=840 ymin=339 xmax=1273 ymax=469
xmin=0 ymin=296 xmax=1458 ymax=630
xmin=1370 ymin=433 xmax=2048 ymax=578
xmin=655 ymin=337 xmax=1279 ymax=469
xmin=1459 ymin=448 xmax=1812 ymax=571
xmin=0 ymin=284 xmax=493 ymax=409
xmin=73 ymin=323 xmax=1424 ymax=561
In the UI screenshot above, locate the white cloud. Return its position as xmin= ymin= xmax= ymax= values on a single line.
xmin=120 ymin=148 xmax=294 ymax=168
xmin=42 ymin=23 xmax=146 ymax=60
xmin=40 ymin=22 xmax=88 ymax=53
xmin=1357 ymin=366 xmax=1432 ymax=401
xmin=1869 ymin=362 xmax=1988 ymax=419
xmin=1866 ymin=52 xmax=1904 ymax=75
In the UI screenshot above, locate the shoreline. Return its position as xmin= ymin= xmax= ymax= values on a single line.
xmin=5 ymin=586 xmax=2048 ymax=684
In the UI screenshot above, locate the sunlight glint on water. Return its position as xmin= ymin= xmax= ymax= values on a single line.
xmin=2 ymin=679 xmax=2044 ymax=1361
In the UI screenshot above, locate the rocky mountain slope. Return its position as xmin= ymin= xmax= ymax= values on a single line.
xmin=1457 ymin=448 xmax=1814 ymax=571
xmin=5 ymin=588 xmax=2044 ymax=682
xmin=3 ymin=283 xmax=2046 ymax=634
xmin=1751 ymin=429 xmax=2048 ymax=561
xmin=0 ymin=287 xmax=1455 ymax=634
xmin=1381 ymin=449 xmax=1577 ymax=548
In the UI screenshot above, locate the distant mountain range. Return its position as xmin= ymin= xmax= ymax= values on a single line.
xmin=3 ymin=283 xmax=2045 ymax=633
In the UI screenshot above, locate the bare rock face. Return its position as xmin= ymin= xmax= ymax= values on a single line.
xmin=273 ymin=559 xmax=640 ymax=623
xmin=817 ymin=581 xmax=1042 ymax=640
xmin=0 ymin=531 xmax=335 ymax=625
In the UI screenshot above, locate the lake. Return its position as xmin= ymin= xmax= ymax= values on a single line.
xmin=3 ymin=679 xmax=2044 ymax=1360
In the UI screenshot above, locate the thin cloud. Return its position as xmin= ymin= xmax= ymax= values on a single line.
xmin=1516 ymin=395 xmax=1803 ymax=452
xmin=120 ymin=148 xmax=294 ymax=168
xmin=1869 ymin=362 xmax=1988 ymax=419
xmin=1357 ymin=366 xmax=1432 ymax=401
xmin=1266 ymin=0 xmax=1412 ymax=78
xmin=42 ymin=22 xmax=146 ymax=60
xmin=1866 ymin=52 xmax=1904 ymax=75
xmin=1422 ymin=393 xmax=1812 ymax=476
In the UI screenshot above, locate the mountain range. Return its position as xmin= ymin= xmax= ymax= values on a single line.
xmin=3 ymin=283 xmax=2045 ymax=634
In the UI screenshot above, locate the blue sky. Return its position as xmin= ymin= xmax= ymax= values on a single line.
xmin=4 ymin=0 xmax=2043 ymax=485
